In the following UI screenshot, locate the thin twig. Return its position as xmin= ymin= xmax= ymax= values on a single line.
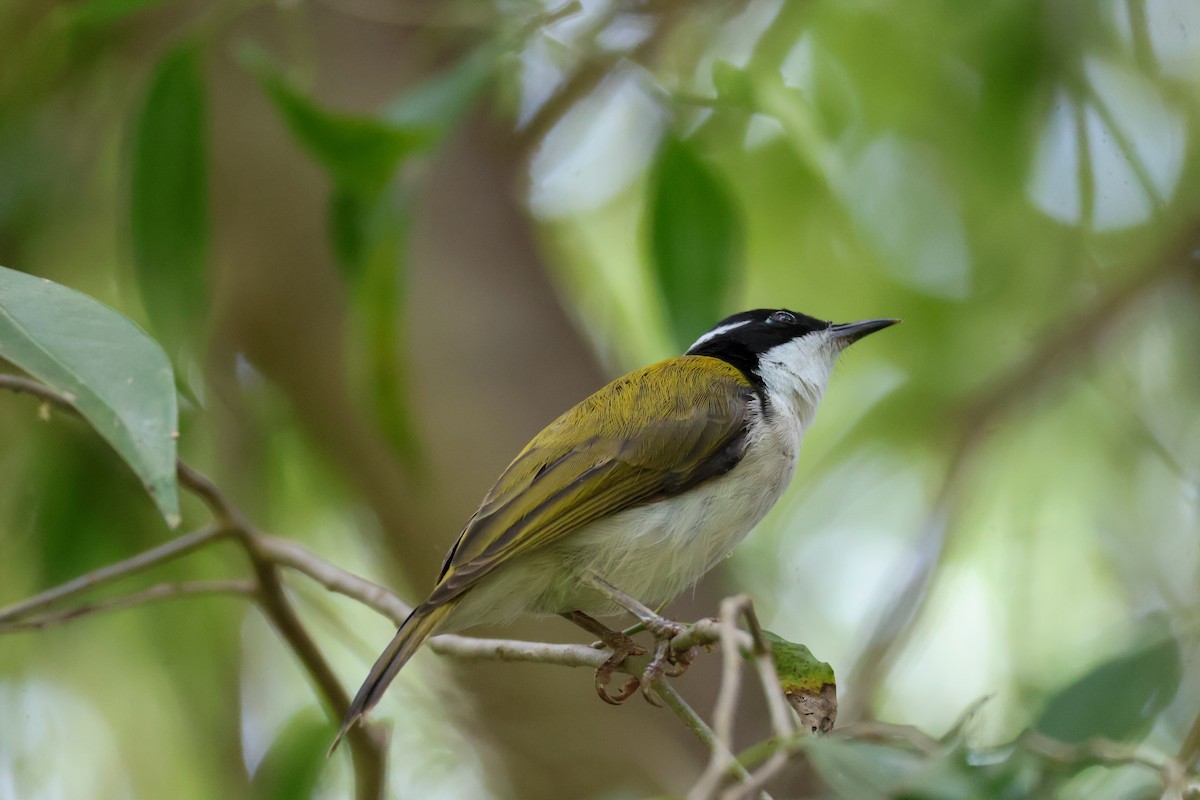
xmin=257 ymin=535 xmax=411 ymax=625
xmin=720 ymin=751 xmax=788 ymax=800
xmin=0 ymin=523 xmax=230 ymax=624
xmin=1018 ymin=730 xmax=1187 ymax=797
xmin=0 ymin=376 xmax=389 ymax=800
xmin=689 ymin=597 xmax=761 ymax=800
xmin=0 ymin=580 xmax=256 ymax=632
xmin=738 ymin=602 xmax=794 ymax=740
xmin=653 ymin=681 xmax=773 ymax=800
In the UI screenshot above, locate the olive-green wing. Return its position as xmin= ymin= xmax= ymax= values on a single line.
xmin=428 ymin=355 xmax=755 ymax=606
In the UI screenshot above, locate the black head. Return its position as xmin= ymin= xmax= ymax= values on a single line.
xmin=686 ymin=308 xmax=898 ymax=388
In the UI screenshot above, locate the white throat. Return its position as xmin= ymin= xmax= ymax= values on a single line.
xmin=753 ymin=332 xmax=839 ymax=430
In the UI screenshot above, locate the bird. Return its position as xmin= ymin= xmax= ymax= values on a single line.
xmin=334 ymin=308 xmax=897 ymax=748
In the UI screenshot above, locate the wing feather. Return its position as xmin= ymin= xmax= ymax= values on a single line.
xmin=430 ymin=356 xmax=754 ymax=606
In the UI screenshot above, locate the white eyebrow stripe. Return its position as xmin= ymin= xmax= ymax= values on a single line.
xmin=687 ymin=319 xmax=751 ymax=352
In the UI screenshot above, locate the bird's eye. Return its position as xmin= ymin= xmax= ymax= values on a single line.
xmin=768 ymin=311 xmax=796 ymax=325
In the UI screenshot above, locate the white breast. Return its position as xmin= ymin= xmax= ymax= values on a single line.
xmin=448 ymin=336 xmax=839 ymax=631
xmin=526 ymin=392 xmax=809 ymax=619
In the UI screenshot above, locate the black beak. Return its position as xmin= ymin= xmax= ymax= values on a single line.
xmin=828 ymin=318 xmax=900 ymax=346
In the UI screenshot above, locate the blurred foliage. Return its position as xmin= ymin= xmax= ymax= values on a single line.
xmin=1 ymin=0 xmax=1200 ymax=798
xmin=130 ymin=42 xmax=209 ymax=357
xmin=648 ymin=134 xmax=743 ymax=349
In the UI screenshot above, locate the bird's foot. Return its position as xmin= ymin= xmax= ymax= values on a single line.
xmin=637 ymin=618 xmax=695 ymax=705
xmin=594 ymin=630 xmax=646 ymax=705
xmin=643 ymin=614 xmax=686 ymax=641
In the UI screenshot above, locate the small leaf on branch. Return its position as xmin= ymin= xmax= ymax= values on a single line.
xmin=0 ymin=266 xmax=180 ymax=526
xmin=762 ymin=630 xmax=837 ymax=733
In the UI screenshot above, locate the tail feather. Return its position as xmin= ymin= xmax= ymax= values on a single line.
xmin=330 ymin=601 xmax=455 ymax=754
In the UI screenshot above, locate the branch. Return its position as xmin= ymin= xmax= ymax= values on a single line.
xmin=0 ymin=375 xmax=388 ymax=800
xmin=0 ymin=579 xmax=255 ymax=632
xmin=690 ymin=596 xmax=796 ymax=800
xmin=256 ymin=535 xmax=411 ymax=625
xmin=9 ymin=374 xmax=1199 ymax=799
xmin=0 ymin=522 xmax=230 ymax=624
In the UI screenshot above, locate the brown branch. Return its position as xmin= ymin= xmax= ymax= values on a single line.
xmin=1179 ymin=711 xmax=1200 ymax=771
xmin=690 ymin=596 xmax=796 ymax=800
xmin=0 ymin=579 xmax=256 ymax=632
xmin=256 ymin=535 xmax=411 ymax=625
xmin=0 ymin=522 xmax=230 ymax=624
xmin=9 ymin=373 xmax=1200 ymax=798
xmin=0 ymin=375 xmax=388 ymax=800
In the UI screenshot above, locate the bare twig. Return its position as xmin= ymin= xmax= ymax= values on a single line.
xmin=257 ymin=534 xmax=411 ymax=625
xmin=0 ymin=522 xmax=230 ymax=624
xmin=0 ymin=579 xmax=256 ymax=632
xmin=1178 ymin=710 xmax=1200 ymax=771
xmin=0 ymin=375 xmax=388 ymax=800
xmin=689 ymin=599 xmax=755 ymax=799
xmin=8 ymin=373 xmax=1199 ymax=799
xmin=1017 ymin=730 xmax=1188 ymax=798
xmin=690 ymin=596 xmax=797 ymax=800
xmin=654 ymin=678 xmax=776 ymax=800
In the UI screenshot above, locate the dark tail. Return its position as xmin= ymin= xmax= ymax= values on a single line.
xmin=330 ymin=601 xmax=455 ymax=754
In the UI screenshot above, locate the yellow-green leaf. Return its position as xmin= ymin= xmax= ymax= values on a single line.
xmin=762 ymin=630 xmax=837 ymax=733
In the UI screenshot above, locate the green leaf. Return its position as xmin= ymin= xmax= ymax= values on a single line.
xmin=761 ymin=630 xmax=837 ymax=733
xmin=333 ymin=188 xmax=423 ymax=465
xmin=250 ymin=61 xmax=433 ymax=196
xmin=0 ymin=266 xmax=180 ymax=526
xmin=647 ymin=135 xmax=743 ymax=351
xmin=251 ymin=711 xmax=333 ymax=800
xmin=130 ymin=44 xmax=209 ymax=354
xmin=380 ymin=45 xmax=496 ymax=133
xmin=711 ymin=59 xmax=757 ymax=109
xmin=807 ymin=738 xmax=1029 ymax=800
xmin=67 ymin=0 xmax=169 ymax=29
xmin=1034 ymin=616 xmax=1181 ymax=744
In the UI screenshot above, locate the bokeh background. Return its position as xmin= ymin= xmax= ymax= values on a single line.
xmin=2 ymin=0 xmax=1200 ymax=798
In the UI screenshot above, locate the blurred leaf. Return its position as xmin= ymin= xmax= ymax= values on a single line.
xmin=1034 ymin=617 xmax=1181 ymax=744
xmin=0 ymin=265 xmax=180 ymax=526
xmin=762 ymin=630 xmax=837 ymax=733
xmin=333 ymin=188 xmax=422 ymax=465
xmin=245 ymin=43 xmax=436 ymax=466
xmin=251 ymin=711 xmax=333 ymax=800
xmin=249 ymin=61 xmax=433 ymax=197
xmin=807 ymin=737 xmax=1039 ymax=800
xmin=381 ymin=45 xmax=496 ymax=133
xmin=67 ymin=0 xmax=169 ymax=28
xmin=648 ymin=135 xmax=743 ymax=350
xmin=711 ymin=59 xmax=757 ymax=109
xmin=130 ymin=44 xmax=209 ymax=354
xmin=26 ymin=425 xmax=163 ymax=584
xmin=329 ymin=188 xmax=372 ymax=283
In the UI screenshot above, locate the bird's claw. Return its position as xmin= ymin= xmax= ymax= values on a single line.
xmin=592 ymin=631 xmax=646 ymax=705
xmin=639 ymin=639 xmax=673 ymax=705
xmin=645 ymin=616 xmax=686 ymax=641
xmin=663 ymin=644 xmax=697 ymax=678
xmin=637 ymin=618 xmax=695 ymax=703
